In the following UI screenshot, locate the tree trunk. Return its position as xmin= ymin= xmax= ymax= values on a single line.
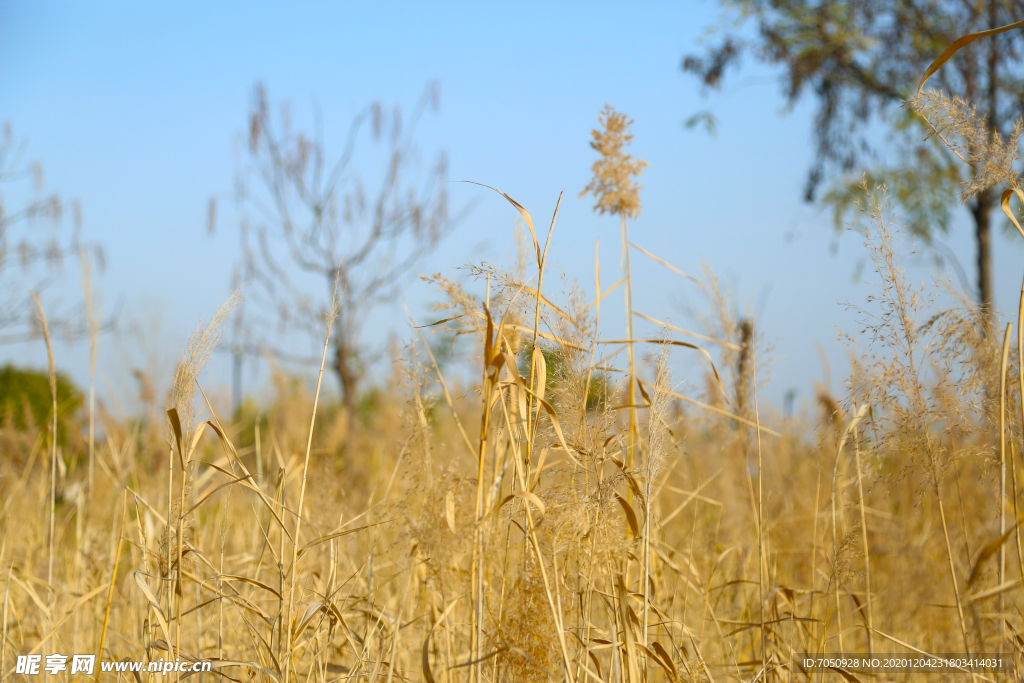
xmin=972 ymin=194 xmax=994 ymax=324
xmin=334 ymin=340 xmax=359 ymax=417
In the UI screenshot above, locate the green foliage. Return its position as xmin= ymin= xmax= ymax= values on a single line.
xmin=228 ymin=397 xmax=268 ymax=452
xmin=822 ymin=158 xmax=961 ymax=239
xmin=357 ymin=388 xmax=383 ymax=425
xmin=684 ymin=0 xmax=1024 ymax=306
xmin=0 ymin=364 xmax=82 ymax=445
xmin=518 ymin=340 xmax=608 ymax=412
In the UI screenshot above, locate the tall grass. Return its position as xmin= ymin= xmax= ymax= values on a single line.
xmin=7 ymin=22 xmax=1024 ymax=683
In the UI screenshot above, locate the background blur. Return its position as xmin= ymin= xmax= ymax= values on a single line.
xmin=3 ymin=0 xmax=1018 ymax=416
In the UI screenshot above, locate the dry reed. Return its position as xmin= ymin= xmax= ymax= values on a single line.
xmin=8 ymin=23 xmax=1024 ymax=683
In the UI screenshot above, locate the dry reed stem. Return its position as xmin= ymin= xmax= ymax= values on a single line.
xmin=526 ymin=193 xmax=560 ymax=443
xmin=80 ymin=249 xmax=98 ymax=506
xmin=96 ymin=490 xmax=127 ymax=675
xmin=752 ymin=335 xmax=767 ymax=679
xmin=852 ymin=415 xmax=873 ymax=655
xmin=283 ymin=287 xmax=337 ymax=683
xmin=1 ymin=565 xmax=9 ymax=681
xmin=1000 ymin=323 xmax=1012 ymax=646
xmin=28 ymin=292 xmax=57 ymax=637
xmin=622 ymin=212 xmax=637 ymax=477
xmin=1016 ymin=270 xmax=1024 ymax=617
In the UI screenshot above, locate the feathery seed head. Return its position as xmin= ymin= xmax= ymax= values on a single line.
xmin=580 ymin=105 xmax=649 ymax=220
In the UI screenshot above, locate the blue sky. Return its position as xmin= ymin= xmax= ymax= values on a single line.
xmin=2 ymin=1 xmax=1019 ymax=417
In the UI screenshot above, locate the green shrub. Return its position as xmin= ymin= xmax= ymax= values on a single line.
xmin=518 ymin=340 xmax=608 ymax=412
xmin=0 ymin=364 xmax=82 ymax=446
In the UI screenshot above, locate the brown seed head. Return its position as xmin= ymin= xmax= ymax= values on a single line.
xmin=580 ymin=105 xmax=649 ymax=220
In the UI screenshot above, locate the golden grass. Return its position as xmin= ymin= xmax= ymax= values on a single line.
xmin=2 ymin=184 xmax=1022 ymax=682
xmin=7 ymin=23 xmax=1024 ymax=683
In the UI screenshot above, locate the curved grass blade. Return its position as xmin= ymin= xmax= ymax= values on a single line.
xmin=456 ymin=180 xmax=539 ymax=265
xmin=297 ymin=521 xmax=389 ymax=559
xmin=1001 ymin=188 xmax=1024 ymax=241
xmin=616 ymin=494 xmax=640 ymax=537
xmin=640 ymin=380 xmax=782 ymax=437
xmin=133 ymin=571 xmax=172 ymax=645
xmin=634 ymin=311 xmax=740 ymax=350
xmin=599 ymin=337 xmax=728 ymax=399
xmin=630 ymin=241 xmax=703 ymax=286
xmin=217 ymin=575 xmax=283 ymax=600
xmin=494 ymin=490 xmax=547 ymax=518
xmin=185 ymin=473 xmax=253 ymax=517
xmin=918 ymin=19 xmax=1024 ymax=94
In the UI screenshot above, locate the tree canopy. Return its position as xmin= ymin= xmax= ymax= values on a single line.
xmin=684 ymin=0 xmax=1024 ymax=312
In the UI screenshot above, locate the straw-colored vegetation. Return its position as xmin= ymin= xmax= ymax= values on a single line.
xmin=8 ymin=21 xmax=1024 ymax=683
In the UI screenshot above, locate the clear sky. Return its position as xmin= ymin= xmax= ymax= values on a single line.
xmin=3 ymin=1 xmax=1021 ymax=417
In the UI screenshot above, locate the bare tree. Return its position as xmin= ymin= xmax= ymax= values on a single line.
xmin=227 ymin=82 xmax=454 ymax=413
xmin=0 ymin=122 xmax=105 ymax=344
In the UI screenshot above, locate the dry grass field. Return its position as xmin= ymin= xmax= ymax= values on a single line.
xmin=7 ymin=19 xmax=1024 ymax=683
